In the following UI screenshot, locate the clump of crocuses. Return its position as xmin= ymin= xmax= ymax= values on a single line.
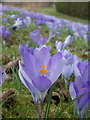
xmin=18 ymin=44 xmax=64 ymax=118
xmin=69 ymin=61 xmax=90 ymax=118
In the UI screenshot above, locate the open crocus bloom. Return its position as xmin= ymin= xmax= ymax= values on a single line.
xmin=19 ymin=44 xmax=64 ymax=102
xmin=0 ymin=66 xmax=6 ymax=87
xmin=69 ymin=61 xmax=90 ymax=117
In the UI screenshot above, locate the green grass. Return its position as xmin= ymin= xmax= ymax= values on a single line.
xmin=37 ymin=7 xmax=88 ymax=24
xmin=1 ymin=6 xmax=89 ymax=119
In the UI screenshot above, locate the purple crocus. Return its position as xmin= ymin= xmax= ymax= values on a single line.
xmin=69 ymin=61 xmax=90 ymax=118
xmin=30 ymin=30 xmax=47 ymax=46
xmin=55 ymin=35 xmax=73 ymax=52
xmin=46 ymin=22 xmax=64 ymax=32
xmin=0 ymin=67 xmax=6 ymax=87
xmin=63 ymin=35 xmax=73 ymax=49
xmin=61 ymin=50 xmax=81 ymax=80
xmin=0 ymin=26 xmax=10 ymax=40
xmin=11 ymin=17 xmax=31 ymax=30
xmin=18 ymin=44 xmax=64 ymax=118
xmin=55 ymin=41 xmax=64 ymax=51
xmin=84 ymin=35 xmax=90 ymax=41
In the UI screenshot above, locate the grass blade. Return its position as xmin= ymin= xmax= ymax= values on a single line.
xmin=54 ymin=94 xmax=84 ymax=118
xmin=44 ymin=87 xmax=52 ymax=119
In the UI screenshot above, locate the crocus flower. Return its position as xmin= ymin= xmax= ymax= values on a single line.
xmin=55 ymin=35 xmax=73 ymax=52
xmin=69 ymin=61 xmax=90 ymax=118
xmin=84 ymin=35 xmax=90 ymax=41
xmin=60 ymin=50 xmax=81 ymax=80
xmin=0 ymin=67 xmax=6 ymax=87
xmin=62 ymin=64 xmax=73 ymax=80
xmin=46 ymin=22 xmax=63 ymax=32
xmin=55 ymin=41 xmax=64 ymax=51
xmin=23 ymin=17 xmax=31 ymax=26
xmin=7 ymin=14 xmax=18 ymax=19
xmin=30 ymin=30 xmax=48 ymax=46
xmin=11 ymin=17 xmax=31 ymax=30
xmin=0 ymin=26 xmax=10 ymax=40
xmin=63 ymin=35 xmax=73 ymax=49
xmin=10 ymin=17 xmax=24 ymax=30
xmin=18 ymin=44 xmax=64 ymax=118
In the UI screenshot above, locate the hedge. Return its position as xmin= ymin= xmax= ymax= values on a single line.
xmin=56 ymin=2 xmax=88 ymax=20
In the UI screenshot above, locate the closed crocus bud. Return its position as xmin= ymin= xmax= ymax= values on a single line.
xmin=30 ymin=30 xmax=40 ymax=40
xmin=14 ymin=18 xmax=23 ymax=27
xmin=63 ymin=35 xmax=73 ymax=49
xmin=0 ymin=26 xmax=6 ymax=37
xmin=24 ymin=17 xmax=31 ymax=26
xmin=55 ymin=41 xmax=64 ymax=51
xmin=84 ymin=35 xmax=90 ymax=41
xmin=0 ymin=26 xmax=10 ymax=40
xmin=62 ymin=64 xmax=73 ymax=79
xmin=3 ymin=30 xmax=10 ymax=39
xmin=10 ymin=14 xmax=18 ymax=19
xmin=0 ymin=67 xmax=6 ymax=87
xmin=10 ymin=18 xmax=24 ymax=30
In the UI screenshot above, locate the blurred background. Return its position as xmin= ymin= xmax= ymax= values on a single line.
xmin=4 ymin=2 xmax=88 ymax=21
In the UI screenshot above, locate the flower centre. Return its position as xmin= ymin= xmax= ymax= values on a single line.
xmin=35 ymin=53 xmax=39 ymax=56
xmin=38 ymin=65 xmax=50 ymax=76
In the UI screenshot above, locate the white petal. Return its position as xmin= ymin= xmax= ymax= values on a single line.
xmin=69 ymin=82 xmax=76 ymax=100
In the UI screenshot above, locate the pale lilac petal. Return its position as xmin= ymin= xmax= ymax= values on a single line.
xmin=34 ymin=47 xmax=51 ymax=65
xmin=32 ymin=76 xmax=51 ymax=91
xmin=19 ymin=69 xmax=41 ymax=101
xmin=46 ymin=52 xmax=64 ymax=84
xmin=69 ymin=81 xmax=77 ymax=100
xmin=62 ymin=64 xmax=73 ymax=79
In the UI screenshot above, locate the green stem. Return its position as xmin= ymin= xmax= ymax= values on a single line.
xmin=34 ymin=100 xmax=39 ymax=119
xmin=41 ymin=100 xmax=44 ymax=119
xmin=64 ymin=78 xmax=68 ymax=90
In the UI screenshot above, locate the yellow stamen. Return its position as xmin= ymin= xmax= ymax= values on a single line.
xmin=38 ymin=64 xmax=50 ymax=76
xmin=41 ymin=65 xmax=47 ymax=70
xmin=38 ymin=70 xmax=49 ymax=76
xmin=35 ymin=53 xmax=39 ymax=56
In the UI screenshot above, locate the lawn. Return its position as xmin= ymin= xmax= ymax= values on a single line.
xmin=1 ymin=4 xmax=90 ymax=119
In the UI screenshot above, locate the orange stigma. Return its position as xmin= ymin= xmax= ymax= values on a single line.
xmin=38 ymin=65 xmax=50 ymax=76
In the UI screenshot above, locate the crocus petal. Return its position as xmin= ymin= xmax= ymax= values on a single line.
xmin=55 ymin=41 xmax=63 ymax=50
xmin=34 ymin=47 xmax=51 ymax=65
xmin=19 ymin=69 xmax=41 ymax=101
xmin=19 ymin=44 xmax=34 ymax=59
xmin=0 ymin=67 xmax=6 ymax=87
xmin=23 ymin=52 xmax=41 ymax=79
xmin=46 ymin=52 xmax=64 ymax=84
xmin=69 ymin=81 xmax=77 ymax=100
xmin=78 ymin=88 xmax=89 ymax=111
xmin=64 ymin=35 xmax=73 ymax=48
xmin=19 ymin=61 xmax=33 ymax=84
xmin=32 ymin=76 xmax=51 ymax=91
xmin=74 ymin=77 xmax=84 ymax=92
xmin=73 ymin=63 xmax=81 ymax=77
xmin=62 ymin=64 xmax=73 ymax=79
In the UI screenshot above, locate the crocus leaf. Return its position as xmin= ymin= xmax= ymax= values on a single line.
xmin=54 ymin=93 xmax=84 ymax=118
xmin=44 ymin=87 xmax=53 ymax=119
